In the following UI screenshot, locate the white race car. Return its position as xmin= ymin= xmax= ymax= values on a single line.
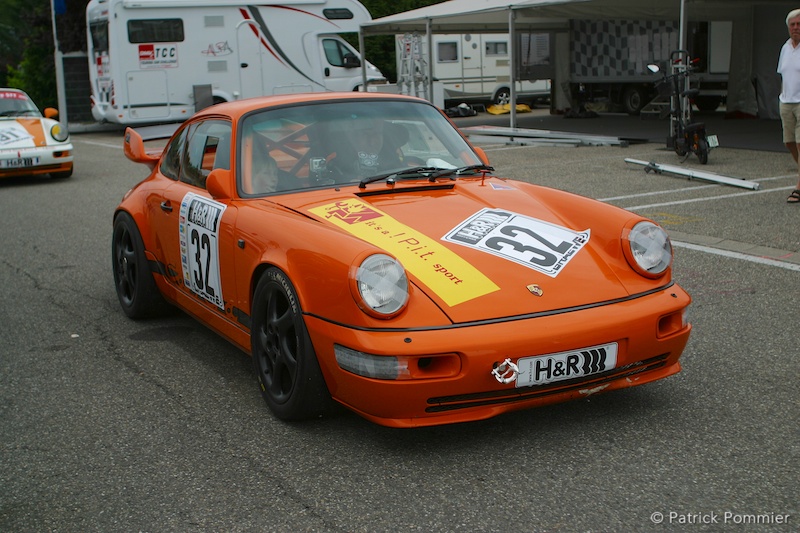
xmin=0 ymin=88 xmax=73 ymax=179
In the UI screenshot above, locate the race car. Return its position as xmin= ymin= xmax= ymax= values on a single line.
xmin=113 ymin=92 xmax=692 ymax=428
xmin=0 ymin=88 xmax=73 ymax=179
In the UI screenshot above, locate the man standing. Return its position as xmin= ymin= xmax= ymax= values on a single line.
xmin=778 ymin=9 xmax=800 ymax=203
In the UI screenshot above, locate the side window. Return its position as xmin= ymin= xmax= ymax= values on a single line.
xmin=485 ymin=41 xmax=508 ymax=56
xmin=322 ymin=39 xmax=347 ymax=67
xmin=437 ymin=42 xmax=458 ymax=63
xmin=160 ymin=126 xmax=187 ymax=181
xmin=127 ymin=19 xmax=184 ymax=43
xmin=180 ymin=120 xmax=232 ymax=189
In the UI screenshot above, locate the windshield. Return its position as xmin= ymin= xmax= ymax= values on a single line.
xmin=237 ymin=99 xmax=483 ymax=196
xmin=0 ymin=90 xmax=41 ymax=118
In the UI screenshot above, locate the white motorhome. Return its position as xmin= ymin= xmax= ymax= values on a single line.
xmin=86 ymin=0 xmax=386 ymax=124
xmin=397 ymin=33 xmax=551 ymax=106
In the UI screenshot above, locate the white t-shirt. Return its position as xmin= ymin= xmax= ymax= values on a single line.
xmin=778 ymin=38 xmax=800 ymax=103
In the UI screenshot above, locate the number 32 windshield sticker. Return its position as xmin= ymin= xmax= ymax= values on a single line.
xmin=179 ymin=193 xmax=226 ymax=310
xmin=443 ymin=208 xmax=589 ymax=277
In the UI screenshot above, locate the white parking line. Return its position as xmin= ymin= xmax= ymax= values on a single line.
xmin=623 ymin=186 xmax=795 ymax=210
xmin=673 ymin=241 xmax=800 ymax=272
xmin=600 ymin=175 xmax=796 ymax=202
xmin=77 ymin=140 xmax=123 ymax=149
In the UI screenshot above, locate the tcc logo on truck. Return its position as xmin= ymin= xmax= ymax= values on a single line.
xmin=138 ymin=44 xmax=178 ymax=69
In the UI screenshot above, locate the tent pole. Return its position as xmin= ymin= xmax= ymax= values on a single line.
xmin=358 ymin=30 xmax=368 ymax=91
xmin=509 ymin=8 xmax=517 ymax=129
xmin=426 ymin=19 xmax=434 ymax=105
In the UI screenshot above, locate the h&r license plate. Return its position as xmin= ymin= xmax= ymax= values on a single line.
xmin=1 ymin=157 xmax=38 ymax=168
xmin=515 ymin=342 xmax=618 ymax=387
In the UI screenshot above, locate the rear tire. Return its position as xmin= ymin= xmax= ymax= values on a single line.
xmin=111 ymin=212 xmax=170 ymax=318
xmin=251 ymin=267 xmax=331 ymax=421
xmin=622 ymin=86 xmax=646 ymax=115
xmin=696 ymin=138 xmax=709 ymax=165
xmin=494 ymin=88 xmax=511 ymax=106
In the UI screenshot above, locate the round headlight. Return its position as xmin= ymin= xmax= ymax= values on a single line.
xmin=353 ymin=254 xmax=408 ymax=318
xmin=50 ymin=123 xmax=69 ymax=142
xmin=625 ymin=221 xmax=672 ymax=277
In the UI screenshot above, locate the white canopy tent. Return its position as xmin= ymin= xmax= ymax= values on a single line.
xmin=359 ymin=0 xmax=796 ymax=125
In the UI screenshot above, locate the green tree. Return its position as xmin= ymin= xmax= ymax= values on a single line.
xmin=2 ymin=0 xmax=88 ymax=107
xmin=0 ymin=0 xmax=34 ymax=87
xmin=5 ymin=0 xmax=57 ymax=106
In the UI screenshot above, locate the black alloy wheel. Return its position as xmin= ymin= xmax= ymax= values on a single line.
xmin=111 ymin=212 xmax=169 ymax=318
xmin=250 ymin=267 xmax=331 ymax=421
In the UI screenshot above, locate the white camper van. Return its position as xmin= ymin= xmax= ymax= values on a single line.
xmin=397 ymin=33 xmax=551 ymax=106
xmin=86 ymin=0 xmax=386 ymax=125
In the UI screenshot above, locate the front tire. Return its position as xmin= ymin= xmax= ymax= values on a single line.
xmin=111 ymin=211 xmax=170 ymax=318
xmin=50 ymin=168 xmax=73 ymax=179
xmin=251 ymin=268 xmax=331 ymax=421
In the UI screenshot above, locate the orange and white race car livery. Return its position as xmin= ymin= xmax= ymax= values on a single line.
xmin=0 ymin=88 xmax=73 ymax=179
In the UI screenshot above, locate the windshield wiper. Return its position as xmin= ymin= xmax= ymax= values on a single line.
xmin=358 ymin=167 xmax=441 ymax=188
xmin=429 ymin=164 xmax=495 ymax=181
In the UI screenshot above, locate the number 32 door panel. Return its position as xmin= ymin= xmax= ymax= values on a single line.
xmin=152 ymin=185 xmax=237 ymax=314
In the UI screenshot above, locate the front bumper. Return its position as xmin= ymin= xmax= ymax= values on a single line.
xmin=0 ymin=143 xmax=73 ymax=178
xmin=307 ymin=284 xmax=692 ymax=428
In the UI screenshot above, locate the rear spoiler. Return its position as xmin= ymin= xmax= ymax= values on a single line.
xmin=133 ymin=123 xmax=181 ymax=141
xmin=123 ymin=124 xmax=180 ymax=169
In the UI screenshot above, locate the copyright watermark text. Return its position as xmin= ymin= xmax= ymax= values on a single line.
xmin=650 ymin=511 xmax=791 ymax=525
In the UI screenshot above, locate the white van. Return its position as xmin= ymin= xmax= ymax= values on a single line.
xmin=86 ymin=0 xmax=386 ymax=124
xmin=397 ymin=33 xmax=551 ymax=106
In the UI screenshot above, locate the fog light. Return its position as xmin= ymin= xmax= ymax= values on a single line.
xmin=334 ymin=344 xmax=408 ymax=380
xmin=658 ymin=308 xmax=690 ymax=338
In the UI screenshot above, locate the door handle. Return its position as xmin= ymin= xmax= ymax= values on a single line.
xmin=160 ymin=201 xmax=173 ymax=213
xmin=241 ymin=63 xmax=249 ymax=68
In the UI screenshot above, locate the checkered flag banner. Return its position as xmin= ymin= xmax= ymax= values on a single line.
xmin=570 ymin=19 xmax=680 ymax=78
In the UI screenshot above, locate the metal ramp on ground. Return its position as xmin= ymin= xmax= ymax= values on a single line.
xmin=458 ymin=125 xmax=634 ymax=147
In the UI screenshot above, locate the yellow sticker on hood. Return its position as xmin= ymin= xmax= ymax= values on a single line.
xmin=310 ymin=199 xmax=499 ymax=306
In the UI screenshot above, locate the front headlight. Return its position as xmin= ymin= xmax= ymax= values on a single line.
xmin=50 ymin=123 xmax=69 ymax=142
xmin=351 ymin=253 xmax=409 ymax=318
xmin=623 ymin=221 xmax=672 ymax=277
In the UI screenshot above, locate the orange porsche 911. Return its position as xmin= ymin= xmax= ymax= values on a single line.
xmin=113 ymin=93 xmax=691 ymax=428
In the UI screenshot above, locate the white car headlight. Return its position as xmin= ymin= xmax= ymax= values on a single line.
xmin=352 ymin=254 xmax=408 ymax=318
xmin=50 ymin=123 xmax=69 ymax=142
xmin=624 ymin=221 xmax=672 ymax=277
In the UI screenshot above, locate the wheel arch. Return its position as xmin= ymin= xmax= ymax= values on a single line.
xmin=113 ymin=206 xmax=159 ymax=263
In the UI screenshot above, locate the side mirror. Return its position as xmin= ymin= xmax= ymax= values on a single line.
xmin=44 ymin=107 xmax=59 ymax=119
xmin=206 ymin=168 xmax=234 ymax=200
xmin=342 ymin=53 xmax=361 ymax=69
